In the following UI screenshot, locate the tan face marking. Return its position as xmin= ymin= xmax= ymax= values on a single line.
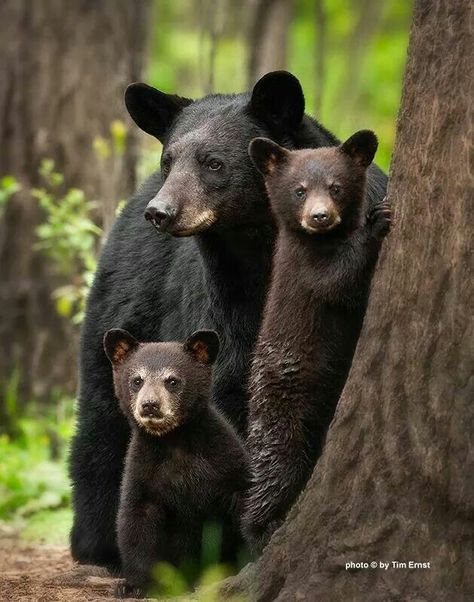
xmin=131 ymin=367 xmax=183 ymax=436
xmin=301 ymin=194 xmax=341 ymax=234
xmin=174 ymin=209 xmax=217 ymax=236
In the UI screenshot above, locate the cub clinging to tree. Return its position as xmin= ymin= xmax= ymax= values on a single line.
xmin=243 ymin=130 xmax=391 ymax=549
xmin=103 ymin=329 xmax=249 ymax=598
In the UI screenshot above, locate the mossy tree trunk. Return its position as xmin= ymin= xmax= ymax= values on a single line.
xmin=0 ymin=0 xmax=151 ymax=422
xmin=225 ymin=1 xmax=473 ymax=599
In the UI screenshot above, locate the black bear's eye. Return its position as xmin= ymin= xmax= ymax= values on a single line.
xmin=164 ymin=376 xmax=180 ymax=391
xmin=161 ymin=156 xmax=172 ymax=176
xmin=329 ymin=183 xmax=341 ymax=196
xmin=131 ymin=375 xmax=143 ymax=390
xmin=207 ymin=158 xmax=223 ymax=171
xmin=295 ymin=187 xmax=306 ymax=199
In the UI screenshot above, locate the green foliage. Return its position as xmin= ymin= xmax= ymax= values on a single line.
xmin=21 ymin=507 xmax=72 ymax=545
xmin=93 ymin=119 xmax=128 ymax=160
xmin=0 ymin=399 xmax=73 ymax=522
xmin=148 ymin=0 xmax=413 ymax=172
xmin=32 ymin=159 xmax=102 ymax=323
xmin=0 ymin=175 xmax=21 ymax=217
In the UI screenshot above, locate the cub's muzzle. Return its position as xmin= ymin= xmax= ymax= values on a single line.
xmin=301 ymin=197 xmax=341 ymax=234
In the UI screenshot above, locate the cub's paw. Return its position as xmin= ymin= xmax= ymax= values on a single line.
xmin=367 ymin=198 xmax=392 ymax=241
xmin=114 ymin=579 xmax=144 ymax=599
xmin=242 ymin=515 xmax=282 ymax=555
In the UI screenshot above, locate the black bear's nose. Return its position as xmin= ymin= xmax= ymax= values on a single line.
xmin=311 ymin=210 xmax=331 ymax=224
xmin=144 ymin=201 xmax=175 ymax=229
xmin=140 ymin=401 xmax=163 ymax=419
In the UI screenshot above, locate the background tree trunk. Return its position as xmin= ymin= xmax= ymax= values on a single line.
xmin=0 ymin=0 xmax=151 ymax=422
xmin=226 ymin=1 xmax=473 ymax=599
xmin=247 ymin=0 xmax=294 ymax=86
xmin=314 ymin=0 xmax=326 ymax=116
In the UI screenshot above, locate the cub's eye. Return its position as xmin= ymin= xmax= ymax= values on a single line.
xmin=207 ymin=158 xmax=223 ymax=171
xmin=295 ymin=187 xmax=306 ymax=199
xmin=131 ymin=376 xmax=143 ymax=390
xmin=329 ymin=183 xmax=341 ymax=196
xmin=164 ymin=376 xmax=181 ymax=391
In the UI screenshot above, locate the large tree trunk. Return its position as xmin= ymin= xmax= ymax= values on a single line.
xmin=224 ymin=1 xmax=473 ymax=599
xmin=0 ymin=0 xmax=151 ymax=420
xmin=247 ymin=0 xmax=294 ymax=86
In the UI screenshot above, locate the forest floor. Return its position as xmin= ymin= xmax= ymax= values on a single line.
xmin=0 ymin=534 xmax=130 ymax=602
xmin=0 ymin=522 xmax=241 ymax=601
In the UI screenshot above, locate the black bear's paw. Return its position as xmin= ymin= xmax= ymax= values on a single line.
xmin=367 ymin=198 xmax=392 ymax=241
xmin=114 ymin=579 xmax=144 ymax=599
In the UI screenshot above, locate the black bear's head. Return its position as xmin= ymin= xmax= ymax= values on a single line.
xmin=125 ymin=72 xmax=306 ymax=236
xmin=248 ymin=130 xmax=378 ymax=235
xmin=103 ymin=329 xmax=219 ymax=436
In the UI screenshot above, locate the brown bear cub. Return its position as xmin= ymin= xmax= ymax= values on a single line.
xmin=243 ymin=131 xmax=391 ymax=549
xmin=103 ymin=329 xmax=249 ymax=598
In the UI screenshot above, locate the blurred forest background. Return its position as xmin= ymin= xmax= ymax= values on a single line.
xmin=0 ymin=0 xmax=412 ymax=550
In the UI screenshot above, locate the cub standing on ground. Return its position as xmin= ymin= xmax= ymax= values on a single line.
xmin=103 ymin=329 xmax=249 ymax=598
xmin=243 ymin=131 xmax=392 ymax=549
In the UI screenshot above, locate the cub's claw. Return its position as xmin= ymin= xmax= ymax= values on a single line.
xmin=367 ymin=198 xmax=392 ymax=241
xmin=114 ymin=579 xmax=144 ymax=599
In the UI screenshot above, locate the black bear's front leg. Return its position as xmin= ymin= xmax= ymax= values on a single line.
xmin=116 ymin=496 xmax=163 ymax=599
xmin=69 ymin=408 xmax=129 ymax=570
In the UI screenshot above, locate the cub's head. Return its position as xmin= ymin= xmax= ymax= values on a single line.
xmin=248 ymin=130 xmax=378 ymax=235
xmin=103 ymin=329 xmax=219 ymax=436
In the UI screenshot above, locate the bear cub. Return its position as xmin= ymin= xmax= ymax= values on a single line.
xmin=103 ymin=329 xmax=249 ymax=598
xmin=243 ymin=131 xmax=391 ymax=549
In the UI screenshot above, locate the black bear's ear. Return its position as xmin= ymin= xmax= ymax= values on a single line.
xmin=249 ymin=137 xmax=289 ymax=176
xmin=249 ymin=71 xmax=305 ymax=133
xmin=103 ymin=329 xmax=139 ymax=365
xmin=125 ymin=83 xmax=193 ymax=141
xmin=340 ymin=130 xmax=378 ymax=168
xmin=184 ymin=330 xmax=220 ymax=365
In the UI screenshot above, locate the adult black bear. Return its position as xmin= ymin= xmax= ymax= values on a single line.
xmin=69 ymin=71 xmax=388 ymax=568
xmin=103 ymin=329 xmax=249 ymax=598
xmin=243 ymin=132 xmax=391 ymax=549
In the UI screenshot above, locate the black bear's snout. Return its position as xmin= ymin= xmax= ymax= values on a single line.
xmin=144 ymin=201 xmax=176 ymax=230
xmin=140 ymin=401 xmax=163 ymax=419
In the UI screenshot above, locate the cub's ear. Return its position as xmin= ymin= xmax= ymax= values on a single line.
xmin=125 ymin=83 xmax=193 ymax=142
xmin=184 ymin=330 xmax=220 ymax=365
xmin=340 ymin=130 xmax=378 ymax=168
xmin=249 ymin=137 xmax=289 ymax=176
xmin=249 ymin=71 xmax=305 ymax=133
xmin=103 ymin=329 xmax=139 ymax=366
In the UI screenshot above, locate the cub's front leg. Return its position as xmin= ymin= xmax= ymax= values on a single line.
xmin=115 ymin=492 xmax=164 ymax=599
xmin=367 ymin=197 xmax=392 ymax=241
xmin=242 ymin=400 xmax=311 ymax=552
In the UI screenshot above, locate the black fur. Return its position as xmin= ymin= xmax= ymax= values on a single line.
xmin=69 ymin=72 xmax=388 ymax=568
xmin=103 ymin=331 xmax=248 ymax=598
xmin=243 ymin=133 xmax=391 ymax=550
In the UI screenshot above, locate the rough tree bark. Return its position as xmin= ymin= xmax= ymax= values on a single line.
xmin=222 ymin=1 xmax=473 ymax=600
xmin=0 ymin=0 xmax=151 ymax=417
xmin=247 ymin=0 xmax=294 ymax=86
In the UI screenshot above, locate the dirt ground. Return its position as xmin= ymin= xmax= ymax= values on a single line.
xmin=0 ymin=536 xmax=132 ymax=602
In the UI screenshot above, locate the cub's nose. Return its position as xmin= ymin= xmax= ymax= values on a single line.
xmin=311 ymin=210 xmax=331 ymax=225
xmin=144 ymin=201 xmax=175 ymax=230
xmin=140 ymin=401 xmax=163 ymax=419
